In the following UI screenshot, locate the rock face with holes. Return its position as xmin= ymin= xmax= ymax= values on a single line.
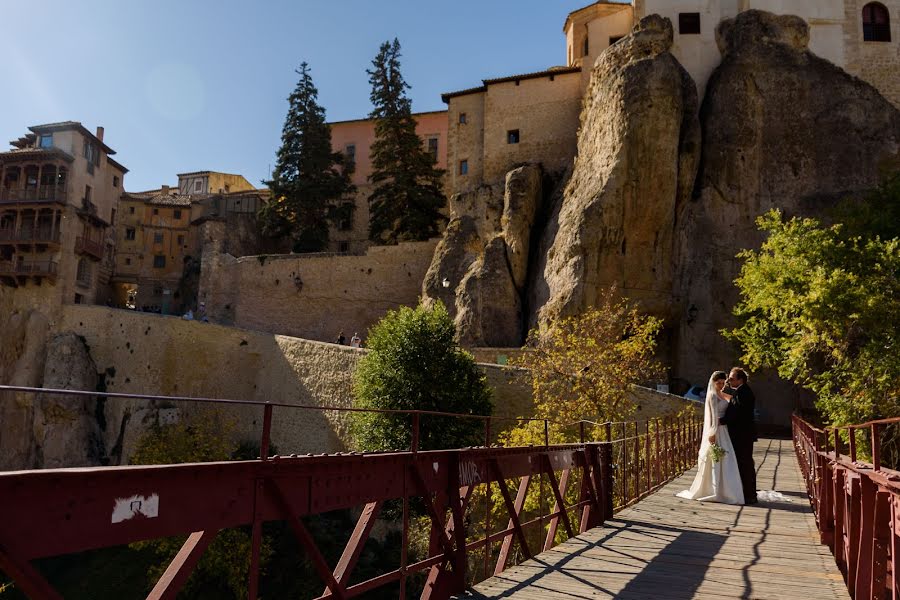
xmin=422 ymin=164 xmax=544 ymax=346
xmin=532 ymin=14 xmax=701 ymax=326
xmin=34 ymin=333 xmax=105 ymax=468
xmin=674 ymin=10 xmax=900 ymax=423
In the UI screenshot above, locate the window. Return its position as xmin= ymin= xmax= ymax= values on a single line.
xmin=507 ymin=129 xmax=520 ymax=144
xmin=84 ymin=185 xmax=92 ymax=204
xmin=177 ymin=235 xmax=185 ymax=246
xmin=153 ymin=255 xmax=166 ymax=268
xmin=459 ymin=160 xmax=469 ymax=175
xmin=113 ymin=175 xmax=119 ymax=188
xmin=459 ymin=113 xmax=467 ymax=124
xmin=125 ymin=228 xmax=136 ymax=240
xmin=194 ymin=180 xmax=202 ymax=192
xmin=338 ymin=241 xmax=350 ymax=253
xmin=582 ymin=37 xmax=589 ymax=57
xmin=154 ymin=232 xmax=163 ymax=243
xmin=74 ymin=293 xmax=84 ymax=304
xmin=679 ymin=13 xmax=701 ymax=35
xmin=153 ymin=208 xmax=159 ymax=215
xmin=83 ymin=141 xmax=98 ymax=173
xmin=125 ymin=257 xmax=131 ymax=266
xmin=129 ymin=206 xmax=135 ymax=214
xmin=76 ymin=258 xmax=91 ymax=285
xmin=427 ymin=137 xmax=439 ymax=160
xmin=339 ymin=202 xmax=353 ymax=231
xmin=609 ymin=35 xmax=624 ymax=46
xmin=39 ymin=134 xmax=53 ymax=148
xmin=173 ymin=209 xmax=182 ymax=219
xmin=863 ymin=2 xmax=892 ymax=41
xmin=345 ymin=144 xmax=356 ymax=161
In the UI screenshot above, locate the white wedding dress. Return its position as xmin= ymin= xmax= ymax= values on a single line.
xmin=676 ymin=376 xmax=745 ymax=505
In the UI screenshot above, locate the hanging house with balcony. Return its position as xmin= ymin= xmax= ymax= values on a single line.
xmin=0 ymin=122 xmax=126 ymax=305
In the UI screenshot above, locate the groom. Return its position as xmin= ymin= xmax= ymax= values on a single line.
xmin=720 ymin=367 xmax=758 ymax=505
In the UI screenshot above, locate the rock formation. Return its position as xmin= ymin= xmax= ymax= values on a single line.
xmin=532 ymin=14 xmax=701 ymax=325
xmin=34 ymin=333 xmax=105 ymax=468
xmin=675 ymin=10 xmax=900 ymax=422
xmin=422 ymin=165 xmax=543 ymax=346
xmin=0 ymin=307 xmax=50 ymax=470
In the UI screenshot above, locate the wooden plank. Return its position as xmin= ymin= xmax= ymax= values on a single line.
xmin=456 ymin=438 xmax=850 ymax=600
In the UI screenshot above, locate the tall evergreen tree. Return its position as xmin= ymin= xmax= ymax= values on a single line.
xmin=259 ymin=62 xmax=354 ymax=252
xmin=367 ymin=39 xmax=446 ymax=244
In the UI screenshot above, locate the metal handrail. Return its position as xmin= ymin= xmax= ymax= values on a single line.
xmin=792 ymin=413 xmax=900 ymax=599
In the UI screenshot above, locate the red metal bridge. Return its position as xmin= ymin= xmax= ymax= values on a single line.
xmin=0 ymin=386 xmax=894 ymax=599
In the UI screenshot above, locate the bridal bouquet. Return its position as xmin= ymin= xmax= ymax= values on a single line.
xmin=708 ymin=443 xmax=727 ymax=463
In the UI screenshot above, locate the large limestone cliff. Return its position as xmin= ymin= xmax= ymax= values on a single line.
xmin=675 ymin=10 xmax=900 ymax=422
xmin=422 ymin=165 xmax=543 ymax=346
xmin=532 ymin=14 xmax=701 ymax=324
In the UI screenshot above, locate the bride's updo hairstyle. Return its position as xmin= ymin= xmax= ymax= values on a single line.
xmin=712 ymin=371 xmax=727 ymax=382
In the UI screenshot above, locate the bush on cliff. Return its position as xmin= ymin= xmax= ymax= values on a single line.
xmin=351 ymin=302 xmax=493 ymax=452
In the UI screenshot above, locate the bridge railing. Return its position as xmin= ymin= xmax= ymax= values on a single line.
xmin=792 ymin=413 xmax=900 ymax=599
xmin=0 ymin=385 xmax=701 ymax=600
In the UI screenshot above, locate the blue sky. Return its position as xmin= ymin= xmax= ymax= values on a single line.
xmin=0 ymin=0 xmax=606 ymax=191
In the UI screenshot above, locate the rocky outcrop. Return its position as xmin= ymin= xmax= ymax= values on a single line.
xmin=0 ymin=308 xmax=50 ymax=470
xmin=675 ymin=10 xmax=900 ymax=422
xmin=533 ymin=15 xmax=701 ymax=325
xmin=34 ymin=334 xmax=105 ymax=468
xmin=423 ymin=165 xmax=543 ymax=346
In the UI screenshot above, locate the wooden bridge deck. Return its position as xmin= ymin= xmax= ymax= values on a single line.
xmin=458 ymin=438 xmax=849 ymax=600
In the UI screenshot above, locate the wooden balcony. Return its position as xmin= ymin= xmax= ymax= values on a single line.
xmin=0 ymin=228 xmax=61 ymax=247
xmin=75 ymin=236 xmax=104 ymax=261
xmin=0 ymin=259 xmax=58 ymax=283
xmin=0 ymin=186 xmax=68 ymax=206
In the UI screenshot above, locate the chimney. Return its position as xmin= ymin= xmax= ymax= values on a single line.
xmin=161 ymin=185 xmax=170 ymax=195
xmin=96 ymin=126 xmax=104 ymax=142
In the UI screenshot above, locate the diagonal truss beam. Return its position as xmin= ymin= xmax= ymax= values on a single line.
xmin=147 ymin=530 xmax=218 ymax=600
xmin=493 ymin=460 xmax=532 ymax=576
xmin=321 ymin=501 xmax=383 ymax=597
xmin=544 ymin=467 xmax=572 ymax=551
xmin=269 ymin=480 xmax=345 ymax=600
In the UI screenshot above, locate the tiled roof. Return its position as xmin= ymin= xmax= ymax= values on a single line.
xmin=27 ymin=121 xmax=116 ymax=154
xmin=123 ymin=191 xmax=192 ymax=206
xmin=0 ymin=147 xmax=76 ymax=162
xmin=148 ymin=194 xmax=192 ymax=207
xmin=442 ymin=66 xmax=582 ymax=103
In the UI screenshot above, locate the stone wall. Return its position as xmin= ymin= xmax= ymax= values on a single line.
xmin=843 ymin=0 xmax=900 ymax=108
xmin=200 ymin=238 xmax=438 ymax=343
xmin=47 ymin=306 xmax=538 ymax=464
xmin=482 ymin=73 xmax=582 ymax=185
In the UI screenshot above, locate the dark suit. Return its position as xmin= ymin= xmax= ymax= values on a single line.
xmin=721 ymin=383 xmax=757 ymax=504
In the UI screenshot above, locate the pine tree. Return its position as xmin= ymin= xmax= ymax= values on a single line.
xmin=367 ymin=39 xmax=446 ymax=244
xmin=260 ymin=62 xmax=354 ymax=252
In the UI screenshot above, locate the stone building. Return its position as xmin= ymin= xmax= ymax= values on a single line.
xmin=328 ymin=110 xmax=448 ymax=253
xmin=113 ymin=187 xmax=194 ymax=313
xmin=176 ymin=170 xmax=255 ymax=195
xmin=0 ymin=122 xmax=126 ymax=308
xmin=443 ymin=0 xmax=900 ymax=193
xmin=112 ymin=172 xmax=267 ymax=313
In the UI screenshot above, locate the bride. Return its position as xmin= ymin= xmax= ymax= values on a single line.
xmin=676 ymin=371 xmax=745 ymax=504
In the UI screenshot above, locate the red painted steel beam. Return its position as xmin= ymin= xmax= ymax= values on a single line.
xmin=146 ymin=530 xmax=218 ymax=600
xmin=322 ymin=500 xmax=383 ymax=597
xmin=0 ymin=542 xmax=63 ymax=600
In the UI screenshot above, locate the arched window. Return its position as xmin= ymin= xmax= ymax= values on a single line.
xmin=863 ymin=2 xmax=892 ymax=42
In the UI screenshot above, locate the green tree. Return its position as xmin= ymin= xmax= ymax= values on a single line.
xmin=367 ymin=39 xmax=446 ymax=244
xmin=351 ymin=302 xmax=492 ymax=452
xmin=510 ymin=288 xmax=665 ymax=442
xmin=727 ymin=209 xmax=900 ymax=431
xmin=259 ymin=62 xmax=354 ymax=252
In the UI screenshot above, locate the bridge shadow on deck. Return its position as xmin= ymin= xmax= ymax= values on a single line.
xmin=463 ymin=521 xmax=727 ymax=599
xmin=459 ymin=439 xmax=849 ymax=600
